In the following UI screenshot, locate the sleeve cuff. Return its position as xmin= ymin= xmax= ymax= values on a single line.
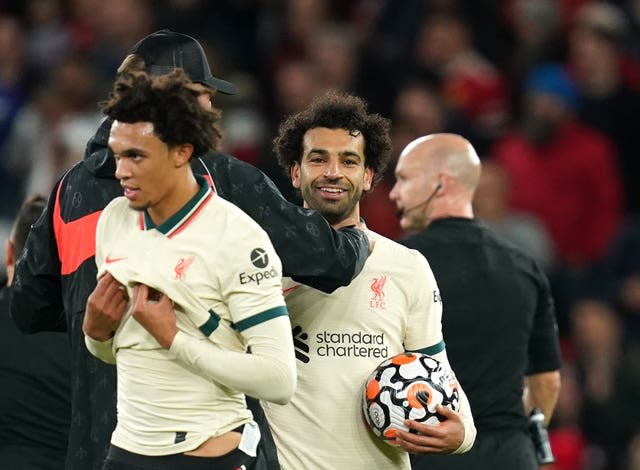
xmin=453 ymin=414 xmax=477 ymax=454
xmin=168 ymin=330 xmax=190 ymax=359
xmin=84 ymin=335 xmax=116 ymax=364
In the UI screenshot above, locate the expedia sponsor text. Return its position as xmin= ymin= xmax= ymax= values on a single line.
xmin=239 ymin=267 xmax=278 ymax=285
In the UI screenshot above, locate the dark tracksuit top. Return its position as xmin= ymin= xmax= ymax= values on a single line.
xmin=10 ymin=118 xmax=369 ymax=470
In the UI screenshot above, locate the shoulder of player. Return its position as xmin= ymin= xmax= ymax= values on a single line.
xmin=208 ymin=194 xmax=272 ymax=239
xmin=472 ymin=224 xmax=545 ymax=280
xmin=362 ymin=232 xmax=434 ymax=279
xmin=369 ymin=231 xmax=426 ymax=262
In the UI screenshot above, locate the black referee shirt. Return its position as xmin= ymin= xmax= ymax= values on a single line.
xmin=400 ymin=217 xmax=561 ymax=432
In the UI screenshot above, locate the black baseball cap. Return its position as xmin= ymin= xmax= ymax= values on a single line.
xmin=129 ymin=29 xmax=237 ymax=95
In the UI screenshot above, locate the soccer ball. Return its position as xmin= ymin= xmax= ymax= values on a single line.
xmin=362 ymin=352 xmax=460 ymax=442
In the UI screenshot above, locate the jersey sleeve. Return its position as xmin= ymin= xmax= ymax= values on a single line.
xmin=10 ymin=179 xmax=66 ymax=333
xmin=85 ymin=336 xmax=116 ymax=364
xmin=170 ymin=217 xmax=296 ymax=403
xmin=93 ymin=199 xmax=118 ymax=277
xmin=431 ymin=349 xmax=477 ymax=454
xmin=403 ymin=250 xmax=445 ymax=354
xmin=94 ymin=206 xmax=106 ymax=275
xmin=170 ymin=315 xmax=296 ymax=404
xmin=207 ymin=156 xmax=370 ymax=293
xmin=82 ymin=203 xmax=118 ymax=364
xmin=217 ymin=217 xmax=287 ymax=324
xmin=526 ymin=263 xmax=562 ymax=375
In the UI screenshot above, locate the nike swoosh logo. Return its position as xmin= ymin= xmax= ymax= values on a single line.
xmin=283 ymin=285 xmax=302 ymax=296
xmin=105 ymin=255 xmax=127 ymax=264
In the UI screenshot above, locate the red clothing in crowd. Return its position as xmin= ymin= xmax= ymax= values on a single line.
xmin=360 ymin=177 xmax=403 ymax=241
xmin=492 ymin=120 xmax=622 ymax=266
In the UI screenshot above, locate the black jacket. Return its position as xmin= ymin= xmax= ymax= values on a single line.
xmin=0 ymin=285 xmax=70 ymax=469
xmin=10 ymin=118 xmax=369 ymax=470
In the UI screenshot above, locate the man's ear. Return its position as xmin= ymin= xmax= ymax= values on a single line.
xmin=290 ymin=162 xmax=301 ymax=189
xmin=5 ymin=239 xmax=14 ymax=285
xmin=363 ymin=167 xmax=374 ymax=192
xmin=173 ymin=143 xmax=194 ymax=167
xmin=5 ymin=239 xmax=13 ymax=269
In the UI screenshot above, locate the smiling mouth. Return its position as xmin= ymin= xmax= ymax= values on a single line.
xmin=318 ymin=186 xmax=346 ymax=194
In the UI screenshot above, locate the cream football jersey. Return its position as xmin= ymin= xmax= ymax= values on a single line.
xmin=93 ymin=177 xmax=288 ymax=456
xmin=262 ymin=231 xmax=444 ymax=470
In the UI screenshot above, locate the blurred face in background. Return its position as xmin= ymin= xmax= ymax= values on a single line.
xmin=520 ymin=92 xmax=568 ymax=146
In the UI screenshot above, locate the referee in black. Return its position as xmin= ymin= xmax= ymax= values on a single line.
xmin=390 ymin=133 xmax=561 ymax=469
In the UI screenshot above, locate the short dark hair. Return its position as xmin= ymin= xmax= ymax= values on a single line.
xmin=11 ymin=194 xmax=46 ymax=258
xmin=273 ymin=91 xmax=392 ymax=188
xmin=101 ymin=69 xmax=222 ymax=157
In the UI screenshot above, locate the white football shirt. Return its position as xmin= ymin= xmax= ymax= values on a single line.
xmin=91 ymin=176 xmax=291 ymax=456
xmin=262 ymin=231 xmax=445 ymax=469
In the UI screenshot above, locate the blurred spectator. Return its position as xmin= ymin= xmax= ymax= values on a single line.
xmin=473 ymin=158 xmax=555 ymax=272
xmin=626 ymin=432 xmax=640 ymax=470
xmin=492 ymin=63 xmax=622 ymax=269
xmin=264 ymin=0 xmax=331 ymax=69
xmin=87 ymin=0 xmax=153 ymax=91
xmin=390 ymin=81 xmax=452 ymax=158
xmin=361 ymin=81 xmax=454 ymax=240
xmin=3 ymin=55 xmax=102 ymax=201
xmin=547 ymin=363 xmax=589 ymax=470
xmin=23 ymin=0 xmax=70 ymax=82
xmin=504 ymin=0 xmax=565 ymax=84
xmin=0 ymin=16 xmax=28 ymax=217
xmin=622 ymin=0 xmax=640 ymax=60
xmin=570 ymin=299 xmax=640 ymax=470
xmin=587 ymin=215 xmax=640 ymax=340
xmin=155 ymin=0 xmax=261 ymax=76
xmin=308 ymin=22 xmax=359 ymax=93
xmin=568 ymin=1 xmax=640 ymax=214
xmin=412 ymin=10 xmax=509 ymax=150
xmin=572 ymin=0 xmax=640 ymax=88
xmin=492 ymin=64 xmax=623 ymax=333
xmin=260 ymin=59 xmax=321 ymax=201
xmin=355 ymin=0 xmax=428 ymax=115
xmin=219 ymin=73 xmax=268 ymax=167
xmin=66 ymin=0 xmax=100 ymax=53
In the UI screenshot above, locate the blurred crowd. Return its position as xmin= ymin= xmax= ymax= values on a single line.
xmin=1 ymin=0 xmax=640 ymax=469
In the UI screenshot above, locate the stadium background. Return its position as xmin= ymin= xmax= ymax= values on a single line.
xmin=0 ymin=0 xmax=639 ymax=468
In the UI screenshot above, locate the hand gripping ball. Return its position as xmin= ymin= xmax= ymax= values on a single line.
xmin=362 ymin=352 xmax=460 ymax=442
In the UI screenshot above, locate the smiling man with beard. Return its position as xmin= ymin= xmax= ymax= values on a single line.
xmin=261 ymin=91 xmax=475 ymax=470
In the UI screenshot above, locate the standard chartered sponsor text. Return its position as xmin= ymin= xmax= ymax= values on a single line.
xmin=315 ymin=331 xmax=388 ymax=358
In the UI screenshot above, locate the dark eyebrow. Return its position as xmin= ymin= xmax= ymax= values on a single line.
xmin=340 ymin=151 xmax=362 ymax=160
xmin=305 ymin=149 xmax=363 ymax=161
xmin=112 ymin=148 xmax=148 ymax=157
xmin=306 ymin=148 xmax=328 ymax=156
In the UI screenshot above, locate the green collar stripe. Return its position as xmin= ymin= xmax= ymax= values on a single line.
xmin=199 ymin=309 xmax=221 ymax=337
xmin=234 ymin=306 xmax=288 ymax=332
xmin=144 ymin=175 xmax=210 ymax=235
xmin=414 ymin=339 xmax=446 ymax=357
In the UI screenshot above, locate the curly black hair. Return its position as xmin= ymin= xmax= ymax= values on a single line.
xmin=273 ymin=90 xmax=392 ymax=189
xmin=101 ymin=69 xmax=222 ymax=157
